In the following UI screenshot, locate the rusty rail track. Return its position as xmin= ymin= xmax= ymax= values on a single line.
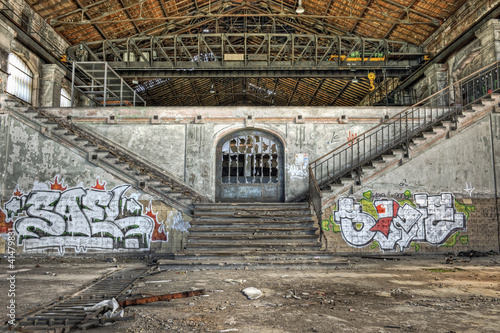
xmin=9 ymin=266 xmax=153 ymax=332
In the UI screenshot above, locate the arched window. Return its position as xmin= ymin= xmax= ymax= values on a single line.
xmin=6 ymin=53 xmax=33 ymax=104
xmin=60 ymin=88 xmax=71 ymax=107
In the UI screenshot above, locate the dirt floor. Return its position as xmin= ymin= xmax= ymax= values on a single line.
xmin=1 ymin=254 xmax=500 ymax=333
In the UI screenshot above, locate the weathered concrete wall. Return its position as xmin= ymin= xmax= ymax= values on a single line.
xmin=0 ymin=113 xmax=191 ymax=256
xmin=1 ymin=105 xmax=498 ymax=256
xmin=422 ymin=0 xmax=500 ymax=55
xmin=320 ymin=113 xmax=500 ymax=254
xmin=411 ymin=19 xmax=500 ymax=104
xmin=42 ymin=105 xmax=405 ymax=201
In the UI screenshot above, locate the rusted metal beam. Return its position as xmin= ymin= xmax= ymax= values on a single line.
xmin=117 ymin=0 xmax=141 ymax=34
xmin=118 ymin=290 xmax=205 ymax=307
xmin=383 ymin=0 xmax=418 ymax=39
xmin=349 ymin=0 xmax=373 ymax=34
xmin=73 ymin=0 xmax=109 ymax=40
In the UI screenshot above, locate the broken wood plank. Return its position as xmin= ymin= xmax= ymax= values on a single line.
xmin=118 ymin=289 xmax=205 ymax=307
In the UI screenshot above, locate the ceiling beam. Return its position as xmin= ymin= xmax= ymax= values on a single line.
xmin=349 ymin=0 xmax=373 ymax=34
xmin=287 ymin=79 xmax=300 ymax=106
xmin=73 ymin=0 xmax=109 ymax=39
xmin=383 ymin=0 xmax=418 ymax=39
xmin=330 ymin=81 xmax=351 ymax=105
xmin=158 ymin=0 xmax=168 ymax=17
xmin=117 ymin=0 xmax=142 ymax=34
xmin=307 ymin=79 xmax=325 ymax=106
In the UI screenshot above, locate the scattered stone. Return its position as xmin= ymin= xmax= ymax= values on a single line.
xmin=242 ymin=287 xmax=263 ymax=300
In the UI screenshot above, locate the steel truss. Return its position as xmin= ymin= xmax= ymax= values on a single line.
xmin=67 ymin=33 xmax=427 ymax=78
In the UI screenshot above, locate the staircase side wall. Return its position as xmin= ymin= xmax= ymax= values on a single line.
xmin=321 ymin=113 xmax=500 ymax=254
xmin=0 ymin=114 xmax=190 ymax=256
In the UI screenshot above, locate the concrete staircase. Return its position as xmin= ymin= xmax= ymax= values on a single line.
xmin=0 ymin=96 xmax=209 ymax=215
xmin=318 ymin=95 xmax=500 ymax=207
xmin=158 ymin=203 xmax=347 ymax=269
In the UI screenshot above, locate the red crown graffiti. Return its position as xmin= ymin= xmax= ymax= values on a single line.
xmin=49 ymin=176 xmax=68 ymax=191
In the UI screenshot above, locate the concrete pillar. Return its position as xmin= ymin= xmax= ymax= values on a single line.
xmin=424 ymin=63 xmax=448 ymax=105
xmin=40 ymin=64 xmax=65 ymax=107
xmin=0 ymin=20 xmax=15 ymax=94
xmin=475 ymin=19 xmax=500 ymax=65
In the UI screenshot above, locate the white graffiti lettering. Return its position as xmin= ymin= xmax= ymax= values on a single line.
xmin=4 ymin=184 xmax=154 ymax=255
xmin=286 ymin=165 xmax=308 ymax=180
xmin=333 ymin=193 xmax=466 ymax=251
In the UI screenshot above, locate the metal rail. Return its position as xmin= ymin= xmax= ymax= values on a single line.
xmin=308 ymin=61 xmax=500 ymax=221
xmin=67 ymin=33 xmax=426 ymax=76
xmin=70 ymin=62 xmax=146 ymax=107
xmin=11 ymin=267 xmax=152 ymax=332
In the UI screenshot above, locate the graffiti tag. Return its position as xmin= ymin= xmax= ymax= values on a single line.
xmin=464 ymin=182 xmax=475 ymax=197
xmin=3 ymin=178 xmax=156 ymax=255
xmin=327 ymin=131 xmax=340 ymax=144
xmin=347 ymin=131 xmax=358 ymax=146
xmin=286 ymin=165 xmax=308 ymax=180
xmin=332 ymin=193 xmax=466 ymax=251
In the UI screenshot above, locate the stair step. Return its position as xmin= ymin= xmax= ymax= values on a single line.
xmin=190 ymin=223 xmax=315 ymax=230
xmin=381 ymin=154 xmax=397 ymax=160
xmin=194 ymin=203 xmax=309 ymax=211
xmin=431 ymin=125 xmax=447 ymax=131
xmin=189 ymin=225 xmax=316 ymax=231
xmin=159 ymin=258 xmax=345 ymax=270
xmin=173 ymin=251 xmax=334 ymax=260
xmin=186 ymin=243 xmax=320 ymax=249
xmin=192 ymin=210 xmax=311 ymax=218
xmin=188 ymin=234 xmax=317 ymax=241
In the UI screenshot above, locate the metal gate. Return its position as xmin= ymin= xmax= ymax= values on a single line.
xmin=216 ymin=130 xmax=284 ymax=202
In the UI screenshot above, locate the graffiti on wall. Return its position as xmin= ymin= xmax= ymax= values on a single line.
xmin=347 ymin=131 xmax=358 ymax=146
xmin=322 ymin=191 xmax=473 ymax=252
xmin=2 ymin=176 xmax=187 ymax=255
xmin=147 ymin=204 xmax=191 ymax=243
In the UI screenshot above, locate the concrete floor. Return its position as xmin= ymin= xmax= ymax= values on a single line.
xmin=1 ymin=253 xmax=499 ymax=332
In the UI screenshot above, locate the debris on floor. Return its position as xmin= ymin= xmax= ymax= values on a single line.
xmin=118 ymin=289 xmax=206 ymax=307
xmin=242 ymin=287 xmax=263 ymax=300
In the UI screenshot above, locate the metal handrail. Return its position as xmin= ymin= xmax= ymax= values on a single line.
xmin=309 ymin=61 xmax=500 ymax=222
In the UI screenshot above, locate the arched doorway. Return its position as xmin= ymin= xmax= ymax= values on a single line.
xmin=216 ymin=129 xmax=284 ymax=202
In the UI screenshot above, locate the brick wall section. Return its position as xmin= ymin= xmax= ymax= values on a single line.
xmin=320 ymin=198 xmax=499 ymax=254
xmin=422 ymin=0 xmax=500 ymax=55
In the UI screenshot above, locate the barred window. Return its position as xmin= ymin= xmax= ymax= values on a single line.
xmin=6 ymin=53 xmax=33 ymax=104
xmin=60 ymin=88 xmax=71 ymax=107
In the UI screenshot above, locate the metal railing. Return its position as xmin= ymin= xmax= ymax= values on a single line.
xmin=309 ymin=61 xmax=500 ymax=221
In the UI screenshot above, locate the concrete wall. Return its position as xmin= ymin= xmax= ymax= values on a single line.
xmin=0 ymin=113 xmax=191 ymax=256
xmin=422 ymin=0 xmax=500 ymax=56
xmin=1 ymin=104 xmax=499 ymax=256
xmin=413 ymin=19 xmax=500 ymax=102
xmin=320 ymin=113 xmax=500 ymax=254
xmin=40 ymin=105 xmax=405 ymax=201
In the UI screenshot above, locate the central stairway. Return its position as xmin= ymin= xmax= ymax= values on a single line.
xmin=159 ymin=203 xmax=343 ymax=269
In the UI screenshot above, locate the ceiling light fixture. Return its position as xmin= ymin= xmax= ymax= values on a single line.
xmin=296 ymin=0 xmax=305 ymax=14
xmin=210 ymin=84 xmax=215 ymax=94
xmin=352 ymin=76 xmax=358 ymax=83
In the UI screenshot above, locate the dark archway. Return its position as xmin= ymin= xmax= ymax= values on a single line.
xmin=216 ymin=129 xmax=285 ymax=202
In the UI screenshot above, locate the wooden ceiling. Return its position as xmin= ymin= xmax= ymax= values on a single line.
xmin=27 ymin=0 xmax=468 ymax=106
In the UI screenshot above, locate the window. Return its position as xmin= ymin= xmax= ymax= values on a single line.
xmin=21 ymin=13 xmax=30 ymax=33
xmin=6 ymin=53 xmax=33 ymax=104
xmin=60 ymin=88 xmax=71 ymax=107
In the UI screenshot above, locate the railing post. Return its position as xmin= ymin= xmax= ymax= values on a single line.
xmin=71 ymin=61 xmax=75 ymax=107
xmin=103 ymin=63 xmax=108 ymax=107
